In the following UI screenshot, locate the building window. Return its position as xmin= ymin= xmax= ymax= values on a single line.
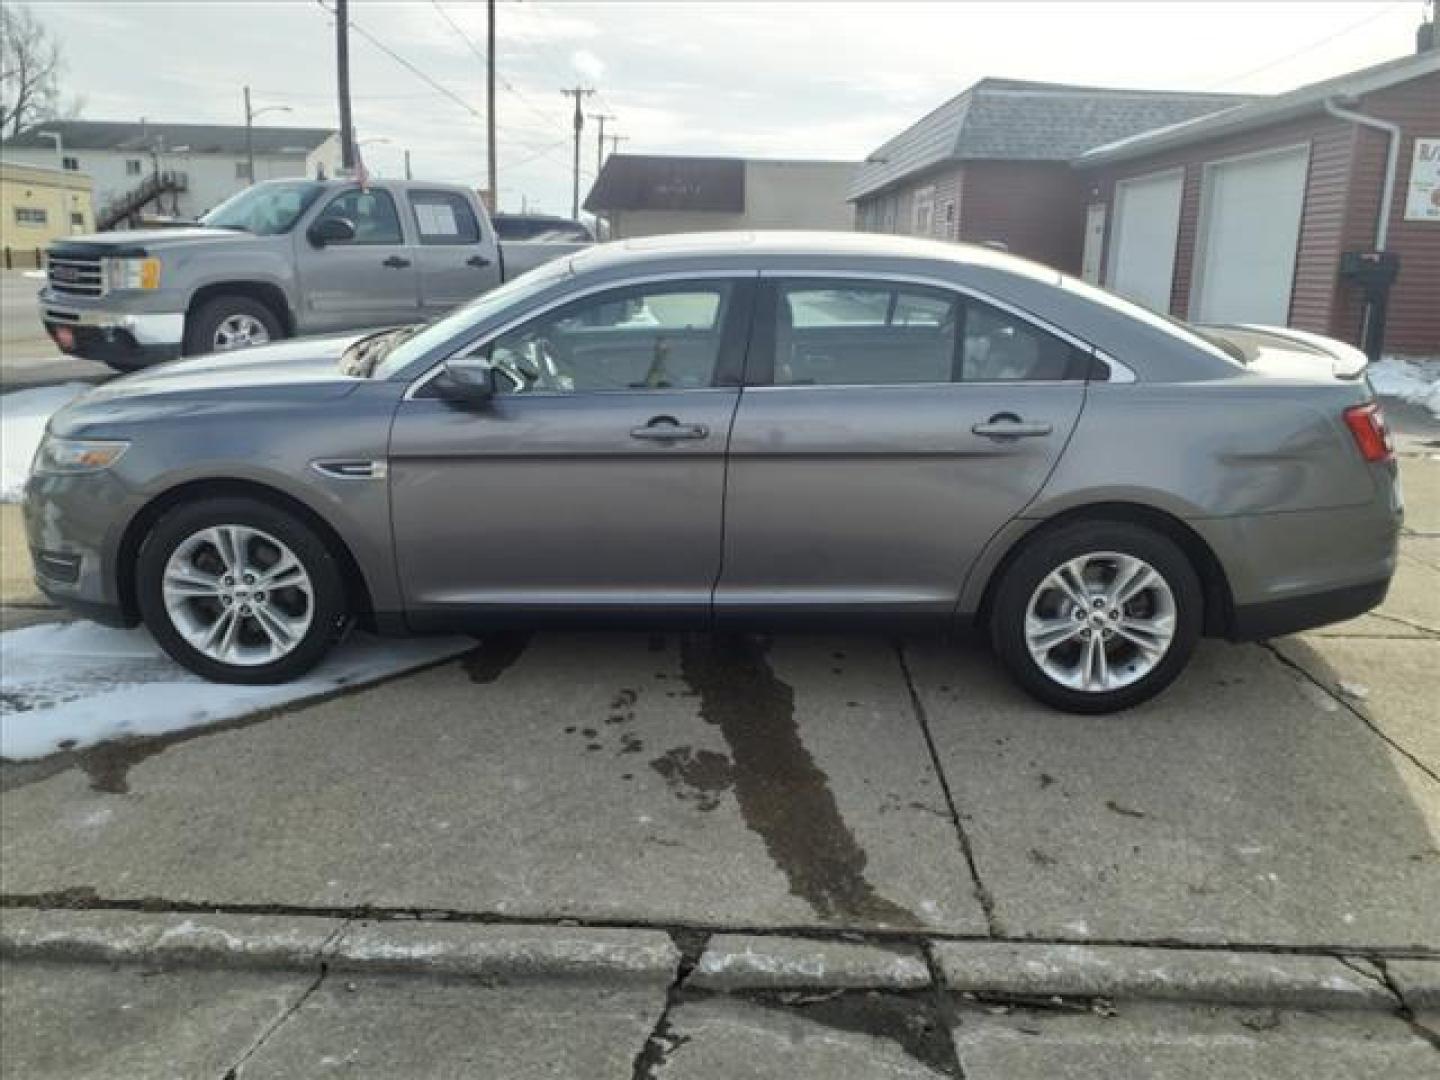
xmin=70 ymin=212 xmax=85 ymax=227
xmin=235 ymin=160 xmax=252 ymax=180
xmin=62 ymin=156 xmax=79 ymax=171
xmin=15 ymin=207 xmax=48 ymax=225
xmin=125 ymin=159 xmax=143 ymax=176
xmin=912 ymin=185 xmax=935 ymax=237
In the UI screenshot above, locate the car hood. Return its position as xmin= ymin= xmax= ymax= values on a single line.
xmin=55 ymin=335 xmax=374 ymax=434
xmin=1199 ymin=324 xmax=1369 ymax=381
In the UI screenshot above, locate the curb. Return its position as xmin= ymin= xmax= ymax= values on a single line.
xmin=0 ymin=910 xmax=678 ymax=987
xmin=687 ymin=934 xmax=931 ymax=991
xmin=933 ymin=941 xmax=1397 ymax=1009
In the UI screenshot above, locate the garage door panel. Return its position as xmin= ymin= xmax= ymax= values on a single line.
xmin=1192 ymin=146 xmax=1309 ymax=325
xmin=1106 ymin=170 xmax=1183 ymax=313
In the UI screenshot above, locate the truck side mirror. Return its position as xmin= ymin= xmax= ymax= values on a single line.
xmin=308 ymin=216 xmax=356 ymax=247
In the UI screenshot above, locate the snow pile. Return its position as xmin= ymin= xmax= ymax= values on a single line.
xmin=1370 ymin=356 xmax=1440 ymax=420
xmin=0 ymin=383 xmax=91 ymax=501
xmin=0 ymin=621 xmax=472 ymax=761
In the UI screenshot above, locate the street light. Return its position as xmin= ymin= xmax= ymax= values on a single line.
xmin=243 ymin=86 xmax=292 ymax=186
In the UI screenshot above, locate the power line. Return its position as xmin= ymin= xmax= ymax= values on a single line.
xmin=1204 ymin=1 xmax=1406 ymax=89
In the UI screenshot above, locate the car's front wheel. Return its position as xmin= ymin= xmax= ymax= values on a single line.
xmin=136 ymin=497 xmax=349 ymax=684
xmin=990 ymin=520 xmax=1202 ymax=714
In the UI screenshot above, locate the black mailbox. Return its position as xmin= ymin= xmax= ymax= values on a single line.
xmin=1339 ymin=250 xmax=1400 ymax=295
xmin=1339 ymin=251 xmax=1401 ymax=363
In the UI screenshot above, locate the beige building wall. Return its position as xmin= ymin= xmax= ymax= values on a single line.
xmin=0 ymin=162 xmax=95 ymax=265
xmin=608 ymin=160 xmax=858 ymax=238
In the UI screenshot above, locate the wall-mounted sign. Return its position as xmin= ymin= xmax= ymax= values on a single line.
xmin=1404 ymin=137 xmax=1440 ymax=222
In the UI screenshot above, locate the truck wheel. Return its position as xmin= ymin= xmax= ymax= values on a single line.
xmin=184 ymin=296 xmax=283 ymax=356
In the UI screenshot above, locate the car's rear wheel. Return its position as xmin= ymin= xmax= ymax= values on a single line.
xmin=136 ymin=497 xmax=348 ymax=684
xmin=990 ymin=520 xmax=1202 ymax=713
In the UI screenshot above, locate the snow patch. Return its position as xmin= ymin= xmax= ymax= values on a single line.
xmin=1370 ymin=356 xmax=1440 ymax=419
xmin=0 ymin=621 xmax=471 ymax=760
xmin=0 ymin=383 xmax=91 ymax=502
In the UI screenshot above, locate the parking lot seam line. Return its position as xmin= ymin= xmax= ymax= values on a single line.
xmin=892 ymin=638 xmax=1000 ymax=937
xmin=220 ymin=963 xmax=329 ymax=1080
xmin=630 ymin=931 xmax=705 ymax=1079
xmin=10 ymin=898 xmax=1434 ymax=964
xmin=1363 ymin=957 xmax=1440 ymax=1051
xmin=920 ymin=939 xmax=970 ymax=1078
xmin=1262 ymin=642 xmax=1440 ymax=785
xmin=1361 ymin=610 xmax=1440 ymax=637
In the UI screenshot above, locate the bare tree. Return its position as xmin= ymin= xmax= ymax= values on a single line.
xmin=0 ymin=3 xmax=66 ymax=141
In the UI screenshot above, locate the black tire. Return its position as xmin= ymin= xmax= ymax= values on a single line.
xmin=183 ymin=295 xmax=284 ymax=357
xmin=990 ymin=519 xmax=1203 ymax=714
xmin=136 ymin=497 xmax=349 ymax=684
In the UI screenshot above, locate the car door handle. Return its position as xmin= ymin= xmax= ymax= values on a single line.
xmin=466 ymin=255 xmax=492 ymax=268
xmin=630 ymin=416 xmax=710 ymax=441
xmin=382 ymin=256 xmax=412 ymax=269
xmin=972 ymin=413 xmax=1053 ymax=438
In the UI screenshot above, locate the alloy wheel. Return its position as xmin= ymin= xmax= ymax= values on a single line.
xmin=1024 ymin=551 xmax=1177 ymax=693
xmin=161 ymin=525 xmax=314 ymax=666
xmin=212 ymin=313 xmax=271 ymax=350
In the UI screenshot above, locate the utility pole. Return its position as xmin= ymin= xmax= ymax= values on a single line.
xmin=591 ymin=112 xmax=616 ymax=175
xmin=561 ymin=85 xmax=594 ymax=219
xmin=335 ymin=0 xmax=355 ymax=171
xmin=404 ymin=149 xmax=412 ymax=180
xmin=608 ymin=133 xmax=629 ymax=158
xmin=487 ymin=0 xmax=497 ymax=206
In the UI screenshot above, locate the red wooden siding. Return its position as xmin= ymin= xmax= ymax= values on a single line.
xmin=958 ymin=162 xmax=1087 ymax=273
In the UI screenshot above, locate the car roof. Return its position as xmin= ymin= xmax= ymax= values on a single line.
xmin=570 ymin=229 xmax=1061 ymax=283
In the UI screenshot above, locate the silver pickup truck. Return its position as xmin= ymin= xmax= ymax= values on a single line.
xmin=38 ymin=178 xmax=588 ymax=371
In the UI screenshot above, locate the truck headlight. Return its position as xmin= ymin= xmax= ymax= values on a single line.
xmin=104 ymin=256 xmax=162 ymax=291
xmin=33 ymin=436 xmax=130 ymax=475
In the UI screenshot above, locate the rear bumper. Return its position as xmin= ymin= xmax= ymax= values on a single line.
xmin=1228 ymin=577 xmax=1389 ymax=641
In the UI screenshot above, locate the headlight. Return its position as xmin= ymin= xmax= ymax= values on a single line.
xmin=104 ymin=256 xmax=162 ymax=291
xmin=32 ymin=436 xmax=130 ymax=475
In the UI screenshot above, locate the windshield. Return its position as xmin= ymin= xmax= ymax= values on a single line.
xmin=201 ymin=181 xmax=325 ymax=236
xmin=371 ymin=257 xmax=575 ymax=379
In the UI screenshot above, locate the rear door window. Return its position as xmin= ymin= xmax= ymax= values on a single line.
xmin=769 ymin=280 xmax=1094 ymax=385
xmin=410 ymin=190 xmax=482 ymax=246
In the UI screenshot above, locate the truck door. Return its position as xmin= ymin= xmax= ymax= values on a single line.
xmin=295 ymin=186 xmax=422 ymax=333
xmin=406 ymin=188 xmax=502 ymax=316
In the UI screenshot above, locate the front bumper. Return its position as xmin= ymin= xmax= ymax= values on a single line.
xmin=40 ymin=294 xmax=183 ymax=367
xmin=22 ymin=471 xmax=140 ymax=629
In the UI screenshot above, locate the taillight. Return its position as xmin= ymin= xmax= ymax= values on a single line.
xmin=1343 ymin=401 xmax=1393 ymax=463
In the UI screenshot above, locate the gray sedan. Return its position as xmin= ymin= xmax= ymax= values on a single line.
xmin=23 ymin=233 xmax=1401 ymax=712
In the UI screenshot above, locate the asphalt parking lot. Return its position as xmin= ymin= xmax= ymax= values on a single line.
xmin=1 ymin=411 xmax=1438 ymax=1075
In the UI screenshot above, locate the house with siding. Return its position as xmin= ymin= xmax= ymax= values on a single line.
xmin=1077 ymin=49 xmax=1440 ymax=358
xmin=849 ymin=79 xmax=1250 ymax=271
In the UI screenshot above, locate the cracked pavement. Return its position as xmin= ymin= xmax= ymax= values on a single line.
xmin=2 ymin=454 xmax=1438 ymax=1076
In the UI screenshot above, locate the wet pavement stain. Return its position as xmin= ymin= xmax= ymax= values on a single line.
xmin=650 ymin=746 xmax=735 ymax=811
xmin=677 ymin=634 xmax=918 ymax=927
xmin=461 ymin=632 xmax=531 ymax=684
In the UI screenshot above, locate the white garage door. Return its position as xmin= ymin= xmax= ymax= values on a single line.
xmin=1191 ymin=145 xmax=1309 ymax=325
xmin=1106 ymin=170 xmax=1183 ymax=313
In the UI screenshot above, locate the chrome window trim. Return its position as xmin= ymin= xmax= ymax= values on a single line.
xmin=1094 ymin=349 xmax=1137 ymax=383
xmin=404 ymin=270 xmax=753 ymax=401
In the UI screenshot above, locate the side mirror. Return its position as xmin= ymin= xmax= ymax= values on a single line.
xmin=436 ymin=355 xmax=501 ymax=404
xmin=308 ymin=216 xmax=356 ymax=247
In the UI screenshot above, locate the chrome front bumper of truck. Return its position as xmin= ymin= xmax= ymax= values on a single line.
xmin=40 ymin=292 xmax=185 ymax=367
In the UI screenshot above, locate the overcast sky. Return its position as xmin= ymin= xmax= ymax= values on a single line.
xmin=21 ymin=0 xmax=1431 ymax=215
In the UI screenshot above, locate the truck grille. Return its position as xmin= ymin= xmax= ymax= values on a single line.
xmin=46 ymin=254 xmax=106 ymax=297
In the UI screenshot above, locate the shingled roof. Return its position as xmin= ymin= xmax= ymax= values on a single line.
xmin=849 ymin=78 xmax=1256 ymax=200
xmin=4 ymin=120 xmax=335 ymax=156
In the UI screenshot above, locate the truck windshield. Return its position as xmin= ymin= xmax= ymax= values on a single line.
xmin=201 ymin=181 xmax=325 ymax=236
